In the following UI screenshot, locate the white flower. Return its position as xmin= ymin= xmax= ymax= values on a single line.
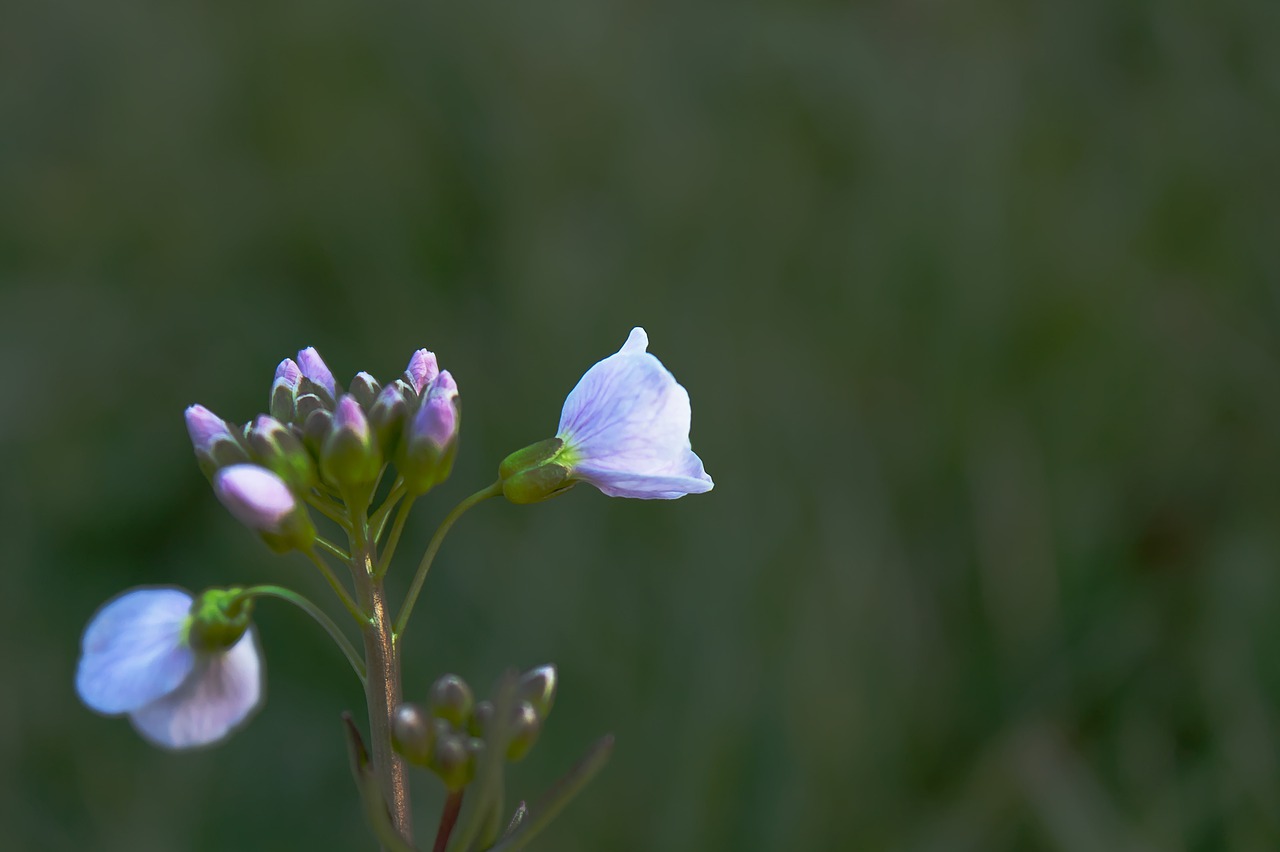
xmin=75 ymin=587 xmax=263 ymax=749
xmin=556 ymin=328 xmax=713 ymax=499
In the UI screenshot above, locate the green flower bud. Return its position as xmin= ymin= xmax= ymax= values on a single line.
xmin=428 ymin=674 xmax=475 ymax=727
xmin=433 ymin=732 xmax=475 ymax=790
xmin=247 ymin=415 xmax=317 ymax=491
xmin=505 ymin=700 xmax=541 ymax=762
xmin=349 ymin=372 xmax=381 ymax=410
xmin=517 ymin=664 xmax=557 ymax=719
xmin=320 ymin=396 xmax=382 ymax=491
xmin=468 ymin=699 xmax=495 ymax=738
xmin=368 ymin=384 xmax=409 ymax=457
xmin=392 ymin=703 xmax=436 ymax=767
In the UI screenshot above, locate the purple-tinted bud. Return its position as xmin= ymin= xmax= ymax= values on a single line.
xmin=247 ymin=415 xmax=317 ymax=491
xmin=320 ymin=395 xmax=381 ymax=492
xmin=368 ymin=383 xmax=409 ymax=455
xmin=517 ymin=664 xmax=557 ymax=720
xmin=297 ymin=347 xmax=337 ymax=400
xmin=185 ymin=405 xmax=249 ymax=476
xmin=398 ymin=371 xmax=460 ymax=495
xmin=349 ymin=371 xmax=381 ymax=410
xmin=270 ymin=358 xmax=303 ymax=422
xmin=404 ymin=349 xmax=439 ymax=396
xmin=214 ymin=464 xmax=314 ymax=551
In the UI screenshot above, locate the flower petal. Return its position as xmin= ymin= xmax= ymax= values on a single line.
xmin=129 ymin=629 xmax=264 ymax=750
xmin=76 ymin=588 xmax=196 ymax=715
xmin=556 ymin=328 xmax=713 ymax=499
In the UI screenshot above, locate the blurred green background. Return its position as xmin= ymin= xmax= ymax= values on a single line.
xmin=3 ymin=0 xmax=1279 ymax=849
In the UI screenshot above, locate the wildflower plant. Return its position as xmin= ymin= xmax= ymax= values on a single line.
xmin=75 ymin=328 xmax=712 ymax=851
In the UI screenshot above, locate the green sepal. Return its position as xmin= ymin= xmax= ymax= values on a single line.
xmin=499 ymin=438 xmax=564 ymax=480
xmin=186 ymin=587 xmax=253 ymax=652
xmin=501 ymin=465 xmax=574 ymax=504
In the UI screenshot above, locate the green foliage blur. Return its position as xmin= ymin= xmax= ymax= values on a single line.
xmin=3 ymin=0 xmax=1279 ymax=849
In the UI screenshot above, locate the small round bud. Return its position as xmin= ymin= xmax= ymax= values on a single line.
xmin=517 ymin=664 xmax=557 ymax=719
xmin=432 ymin=732 xmax=474 ymax=790
xmin=297 ymin=347 xmax=338 ymax=402
xmin=349 ymin=371 xmax=381 ymax=410
xmin=398 ymin=372 xmax=460 ymax=495
xmin=270 ymin=358 xmax=303 ymax=423
xmin=368 ymin=383 xmax=409 ymax=456
xmin=505 ymin=700 xmax=541 ymax=762
xmin=185 ymin=405 xmax=250 ymax=477
xmin=428 ymin=674 xmax=474 ymax=727
xmin=392 ymin=703 xmax=436 ymax=766
xmin=247 ymin=415 xmax=317 ymax=491
xmin=320 ymin=395 xmax=382 ymax=490
xmin=468 ymin=699 xmax=495 ymax=738
xmin=404 ymin=349 xmax=439 ymax=396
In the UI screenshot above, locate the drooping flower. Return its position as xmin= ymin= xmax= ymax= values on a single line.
xmin=75 ymin=587 xmax=263 ymax=750
xmin=551 ymin=328 xmax=713 ymax=499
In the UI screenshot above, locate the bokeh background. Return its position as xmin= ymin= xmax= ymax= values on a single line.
xmin=3 ymin=0 xmax=1279 ymax=849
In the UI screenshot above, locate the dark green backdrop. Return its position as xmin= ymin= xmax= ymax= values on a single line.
xmin=4 ymin=0 xmax=1279 ymax=849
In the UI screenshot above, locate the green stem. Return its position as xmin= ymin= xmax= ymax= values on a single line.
xmin=370 ymin=481 xmax=408 ymax=542
xmin=346 ymin=503 xmax=413 ymax=842
xmin=375 ymin=496 xmax=416 ymax=579
xmin=306 ymin=491 xmax=352 ymax=528
xmin=237 ymin=585 xmax=366 ymax=683
xmin=304 ymin=547 xmax=368 ymax=626
xmin=394 ymin=481 xmax=503 ymax=638
xmin=315 ymin=535 xmax=352 ymax=563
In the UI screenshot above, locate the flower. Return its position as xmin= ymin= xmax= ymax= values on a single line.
xmin=556 ymin=327 xmax=712 ymax=499
xmin=75 ymin=587 xmax=263 ymax=750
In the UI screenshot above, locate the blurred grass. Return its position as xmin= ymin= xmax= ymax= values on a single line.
xmin=2 ymin=0 xmax=1279 ymax=850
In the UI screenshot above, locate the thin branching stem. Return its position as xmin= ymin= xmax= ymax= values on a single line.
xmin=238 ymin=584 xmax=366 ymax=684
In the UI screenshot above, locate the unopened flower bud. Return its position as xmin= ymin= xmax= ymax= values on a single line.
xmin=428 ymin=674 xmax=474 ymax=727
xmin=505 ymin=700 xmax=541 ymax=762
xmin=185 ymin=405 xmax=250 ymax=476
xmin=433 ymin=732 xmax=475 ymax=790
xmin=301 ymin=408 xmax=333 ymax=457
xmin=320 ymin=396 xmax=382 ymax=491
xmin=349 ymin=372 xmax=381 ymax=410
xmin=213 ymin=464 xmax=315 ymax=552
xmin=404 ymin=349 xmax=439 ymax=396
xmin=186 ymin=587 xmax=253 ymax=653
xmin=468 ymin=699 xmax=495 ymax=738
xmin=297 ymin=347 xmax=338 ymax=402
xmin=392 ymin=703 xmax=436 ymax=766
xmin=270 ymin=358 xmax=303 ymax=422
xmin=247 ymin=415 xmax=316 ymax=491
xmin=368 ymin=383 xmax=409 ymax=455
xmin=517 ymin=664 xmax=557 ymax=719
xmin=398 ymin=372 xmax=459 ymax=495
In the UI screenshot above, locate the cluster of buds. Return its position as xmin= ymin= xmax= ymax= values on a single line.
xmin=392 ymin=666 xmax=557 ymax=791
xmin=185 ymin=347 xmax=461 ymax=550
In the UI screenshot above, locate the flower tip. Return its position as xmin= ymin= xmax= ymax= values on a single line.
xmin=273 ymin=358 xmax=302 ymax=386
xmin=405 ymin=349 xmax=440 ymax=395
xmin=296 ymin=347 xmax=336 ymax=396
xmin=620 ymin=327 xmax=649 ymax=355
xmin=213 ymin=464 xmax=297 ymax=532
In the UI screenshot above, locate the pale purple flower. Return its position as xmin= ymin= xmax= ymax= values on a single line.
xmin=556 ymin=328 xmax=713 ymax=499
xmin=410 ymin=371 xmax=459 ymax=451
xmin=213 ymin=464 xmax=297 ymax=533
xmin=297 ymin=346 xmax=337 ymax=398
xmin=405 ymin=349 xmax=440 ymax=396
xmin=75 ymin=588 xmax=262 ymax=749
